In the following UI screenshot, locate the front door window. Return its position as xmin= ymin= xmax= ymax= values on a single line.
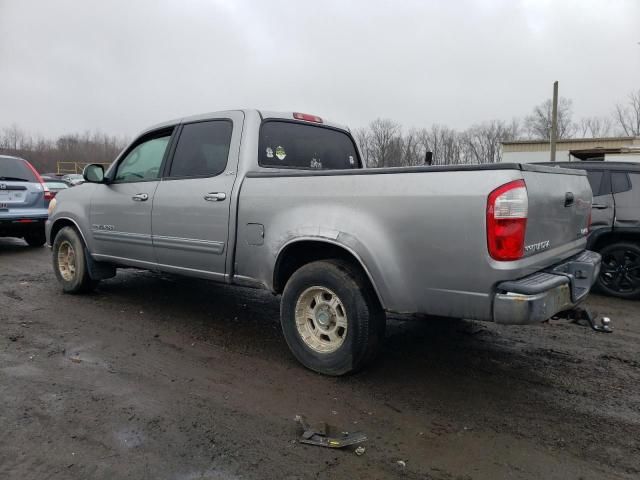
xmin=114 ymin=136 xmax=170 ymax=183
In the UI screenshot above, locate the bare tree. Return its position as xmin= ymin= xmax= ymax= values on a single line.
xmin=524 ymin=97 xmax=575 ymax=139
xmin=0 ymin=124 xmax=127 ymax=173
xmin=1 ymin=123 xmax=27 ymax=150
xmin=366 ymin=118 xmax=402 ymax=168
xmin=400 ymin=129 xmax=425 ymax=166
xmin=417 ymin=125 xmax=462 ymax=165
xmin=577 ymin=116 xmax=612 ymax=138
xmin=460 ymin=120 xmax=521 ymax=164
xmin=613 ymin=89 xmax=640 ymax=136
xmin=353 ymin=127 xmax=372 ymax=166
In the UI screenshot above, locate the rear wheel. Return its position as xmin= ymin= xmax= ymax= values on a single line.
xmin=596 ymin=242 xmax=640 ymax=299
xmin=281 ymin=259 xmax=385 ymax=375
xmin=52 ymin=226 xmax=98 ymax=293
xmin=24 ymin=230 xmax=46 ymax=247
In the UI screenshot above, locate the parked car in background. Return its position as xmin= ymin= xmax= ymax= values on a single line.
xmin=62 ymin=173 xmax=85 ymax=186
xmin=47 ymin=110 xmax=601 ymax=374
xmin=0 ymin=155 xmax=50 ymax=246
xmin=41 ymin=175 xmax=71 ymax=198
xmin=539 ymin=161 xmax=640 ymax=299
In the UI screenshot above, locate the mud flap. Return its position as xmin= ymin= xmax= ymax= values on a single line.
xmin=84 ymin=250 xmax=116 ymax=280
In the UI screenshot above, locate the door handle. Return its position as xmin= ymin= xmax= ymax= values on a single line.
xmin=132 ymin=193 xmax=149 ymax=202
xmin=204 ymin=192 xmax=226 ymax=202
xmin=564 ymin=192 xmax=574 ymax=207
xmin=592 ymin=203 xmax=608 ymax=210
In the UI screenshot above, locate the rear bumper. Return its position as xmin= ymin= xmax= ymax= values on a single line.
xmin=0 ymin=214 xmax=47 ymax=237
xmin=493 ymin=250 xmax=601 ymax=325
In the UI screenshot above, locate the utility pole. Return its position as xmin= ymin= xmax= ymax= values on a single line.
xmin=550 ymin=81 xmax=558 ymax=162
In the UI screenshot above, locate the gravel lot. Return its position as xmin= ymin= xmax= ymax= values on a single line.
xmin=1 ymin=238 xmax=639 ymax=480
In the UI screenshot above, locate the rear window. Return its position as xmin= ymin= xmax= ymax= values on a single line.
xmin=586 ymin=170 xmax=605 ymax=196
xmin=0 ymin=157 xmax=38 ymax=182
xmin=258 ymin=121 xmax=360 ymax=170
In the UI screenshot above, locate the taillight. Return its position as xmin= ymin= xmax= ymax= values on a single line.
xmin=487 ymin=180 xmax=528 ymax=261
xmin=22 ymin=159 xmax=53 ymax=201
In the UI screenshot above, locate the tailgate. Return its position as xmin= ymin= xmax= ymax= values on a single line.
xmin=0 ymin=181 xmax=43 ymax=210
xmin=520 ymin=165 xmax=591 ymax=258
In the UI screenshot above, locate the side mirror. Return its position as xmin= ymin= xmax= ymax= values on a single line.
xmin=83 ymin=164 xmax=105 ymax=183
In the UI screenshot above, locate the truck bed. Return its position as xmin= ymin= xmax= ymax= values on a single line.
xmin=235 ymin=163 xmax=591 ymax=320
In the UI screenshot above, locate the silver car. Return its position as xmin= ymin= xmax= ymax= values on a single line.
xmin=0 ymin=155 xmax=50 ymax=246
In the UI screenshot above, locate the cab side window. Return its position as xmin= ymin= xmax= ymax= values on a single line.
xmin=611 ymin=172 xmax=632 ymax=194
xmin=114 ymin=135 xmax=171 ymax=183
xmin=167 ymin=120 xmax=233 ymax=178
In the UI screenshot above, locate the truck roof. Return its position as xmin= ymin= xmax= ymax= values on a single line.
xmin=140 ymin=109 xmax=350 ymax=137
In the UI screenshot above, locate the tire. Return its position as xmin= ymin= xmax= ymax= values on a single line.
xmin=281 ymin=259 xmax=385 ymax=376
xmin=52 ymin=226 xmax=98 ymax=293
xmin=596 ymin=241 xmax=640 ymax=300
xmin=24 ymin=230 xmax=46 ymax=247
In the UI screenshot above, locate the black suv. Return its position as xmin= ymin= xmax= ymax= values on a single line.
xmin=540 ymin=161 xmax=640 ymax=299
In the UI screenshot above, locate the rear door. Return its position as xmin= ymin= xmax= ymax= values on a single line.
xmin=151 ymin=112 xmax=242 ymax=277
xmin=612 ymin=170 xmax=640 ymax=229
xmin=89 ymin=128 xmax=174 ymax=264
xmin=588 ymin=168 xmax=615 ymax=232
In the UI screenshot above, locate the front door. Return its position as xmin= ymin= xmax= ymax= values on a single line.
xmin=90 ymin=129 xmax=174 ymax=265
xmin=151 ymin=113 xmax=242 ymax=277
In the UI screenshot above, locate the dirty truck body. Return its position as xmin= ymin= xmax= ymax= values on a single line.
xmin=46 ymin=109 xmax=600 ymax=374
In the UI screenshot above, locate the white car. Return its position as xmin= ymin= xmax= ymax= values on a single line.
xmin=61 ymin=174 xmax=85 ymax=186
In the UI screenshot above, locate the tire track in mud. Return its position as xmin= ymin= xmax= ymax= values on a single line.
xmin=1 ymin=242 xmax=639 ymax=479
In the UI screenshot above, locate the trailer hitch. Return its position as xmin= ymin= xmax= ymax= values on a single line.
xmin=552 ymin=307 xmax=612 ymax=333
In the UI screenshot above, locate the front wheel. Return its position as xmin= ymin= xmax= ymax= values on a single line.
xmin=281 ymin=259 xmax=385 ymax=375
xmin=52 ymin=226 xmax=98 ymax=293
xmin=596 ymin=242 xmax=640 ymax=299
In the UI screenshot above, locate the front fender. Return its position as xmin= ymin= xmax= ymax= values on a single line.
xmin=46 ymin=184 xmax=95 ymax=249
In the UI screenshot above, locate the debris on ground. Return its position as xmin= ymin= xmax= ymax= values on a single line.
xmin=355 ymin=446 xmax=366 ymax=456
xmin=295 ymin=415 xmax=367 ymax=449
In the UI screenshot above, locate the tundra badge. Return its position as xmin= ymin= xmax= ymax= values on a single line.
xmin=524 ymin=240 xmax=550 ymax=254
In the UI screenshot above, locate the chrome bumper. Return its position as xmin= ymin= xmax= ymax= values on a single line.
xmin=493 ymin=250 xmax=601 ymax=325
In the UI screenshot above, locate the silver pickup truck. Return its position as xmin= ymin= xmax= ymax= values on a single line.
xmin=46 ymin=109 xmax=602 ymax=375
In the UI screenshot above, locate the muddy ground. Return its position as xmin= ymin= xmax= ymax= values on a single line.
xmin=1 ymin=238 xmax=639 ymax=479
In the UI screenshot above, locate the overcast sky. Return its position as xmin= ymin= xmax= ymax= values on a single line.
xmin=1 ymin=0 xmax=638 ymax=138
